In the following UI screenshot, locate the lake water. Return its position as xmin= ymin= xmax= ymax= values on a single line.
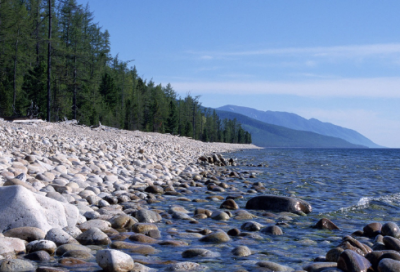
xmin=220 ymin=148 xmax=400 ymax=269
xmin=152 ymin=148 xmax=400 ymax=271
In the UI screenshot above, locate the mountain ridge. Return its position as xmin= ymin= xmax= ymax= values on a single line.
xmin=217 ymin=105 xmax=382 ymax=148
xmin=211 ymin=108 xmax=367 ymax=148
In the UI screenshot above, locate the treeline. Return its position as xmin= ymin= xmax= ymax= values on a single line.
xmin=0 ymin=0 xmax=251 ymax=144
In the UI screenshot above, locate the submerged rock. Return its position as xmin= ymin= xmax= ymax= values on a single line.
xmin=245 ymin=195 xmax=312 ymax=214
xmin=313 ymin=218 xmax=340 ymax=230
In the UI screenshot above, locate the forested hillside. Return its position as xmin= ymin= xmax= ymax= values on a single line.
xmin=0 ymin=0 xmax=251 ymax=144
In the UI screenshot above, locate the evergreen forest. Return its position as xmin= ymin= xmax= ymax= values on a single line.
xmin=0 ymin=0 xmax=252 ymax=144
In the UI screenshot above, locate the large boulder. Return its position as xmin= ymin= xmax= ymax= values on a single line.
xmin=0 ymin=185 xmax=79 ymax=233
xmin=245 ymin=195 xmax=312 ymax=214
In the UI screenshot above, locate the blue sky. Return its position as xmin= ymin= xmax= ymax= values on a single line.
xmin=77 ymin=0 xmax=400 ymax=147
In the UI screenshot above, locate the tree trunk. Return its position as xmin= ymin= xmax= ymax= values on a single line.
xmin=192 ymin=102 xmax=196 ymax=139
xmin=13 ymin=29 xmax=19 ymax=109
xmin=36 ymin=3 xmax=40 ymax=65
xmin=47 ymin=0 xmax=51 ymax=122
xmin=73 ymin=54 xmax=76 ymax=119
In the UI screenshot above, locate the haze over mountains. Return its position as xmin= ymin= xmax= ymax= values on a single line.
xmin=215 ymin=105 xmax=382 ymax=148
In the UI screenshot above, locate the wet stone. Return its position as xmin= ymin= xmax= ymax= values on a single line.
xmin=56 ymin=244 xmax=91 ymax=256
xmin=337 ymin=249 xmax=371 ymax=272
xmin=260 ymin=225 xmax=283 ymax=235
xmin=256 ymin=261 xmax=294 ymax=271
xmin=199 ymin=231 xmax=230 ymax=243
xmin=220 ymin=199 xmax=239 ymax=210
xmin=24 ymin=250 xmax=51 ymax=262
xmin=62 ymin=250 xmax=94 ymax=260
xmin=378 ymin=258 xmax=400 ymax=272
xmin=232 ymin=246 xmax=252 ymax=257
xmin=129 ymin=233 xmax=158 ymax=244
xmin=383 ymin=236 xmax=400 ymax=251
xmin=382 ymin=222 xmax=400 ymax=238
xmin=227 ymin=228 xmax=241 ymax=236
xmin=363 ymin=222 xmax=382 ymax=237
xmin=241 ymin=221 xmax=263 ymax=231
xmin=313 ymin=218 xmax=340 ymax=230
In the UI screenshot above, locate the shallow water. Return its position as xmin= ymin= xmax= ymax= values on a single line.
xmin=148 ymin=148 xmax=400 ymax=271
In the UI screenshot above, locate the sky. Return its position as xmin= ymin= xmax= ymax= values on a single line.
xmin=76 ymin=0 xmax=400 ymax=147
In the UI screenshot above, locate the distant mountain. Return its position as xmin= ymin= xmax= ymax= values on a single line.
xmin=217 ymin=105 xmax=382 ymax=148
xmin=212 ymin=109 xmax=366 ymax=148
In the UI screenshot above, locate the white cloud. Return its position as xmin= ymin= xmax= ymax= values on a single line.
xmin=171 ymin=77 xmax=400 ymax=98
xmin=293 ymin=108 xmax=400 ymax=148
xmin=190 ymin=43 xmax=400 ymax=59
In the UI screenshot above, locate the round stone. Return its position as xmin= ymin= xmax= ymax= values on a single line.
xmin=199 ymin=231 xmax=230 ymax=243
xmin=231 ymin=246 xmax=252 ymax=257
xmin=96 ymin=249 xmax=134 ymax=272
xmin=382 ymin=222 xmax=400 ymax=238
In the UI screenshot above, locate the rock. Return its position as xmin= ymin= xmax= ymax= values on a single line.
xmin=158 ymin=240 xmax=188 ymax=247
xmin=96 ymin=249 xmax=134 ymax=272
xmin=135 ymin=209 xmax=162 ymax=223
xmin=378 ymin=258 xmax=400 ymax=272
xmin=36 ymin=267 xmax=67 ymax=272
xmin=383 ymin=236 xmax=400 ymax=251
xmin=337 ymin=249 xmax=371 ymax=272
xmin=231 ymin=246 xmax=252 ymax=257
xmin=241 ymin=221 xmax=263 ymax=231
xmin=62 ymin=226 xmax=82 ymax=238
xmin=78 ymin=219 xmax=111 ymax=231
xmin=111 ymin=241 xmax=157 ymax=255
xmin=24 ymin=250 xmax=51 ymax=262
xmin=245 ymin=195 xmax=312 ymax=214
xmin=211 ymin=211 xmax=230 ymax=220
xmin=110 ymin=215 xmax=138 ymax=230
xmin=172 ymin=211 xmax=191 ymax=220
xmin=200 ymin=231 xmax=230 ymax=243
xmin=55 ymin=244 xmax=91 ymax=256
xmin=165 ymin=261 xmax=206 ymax=271
xmin=326 ymin=247 xmax=344 ymax=262
xmin=220 ymin=199 xmax=239 ymax=210
xmin=233 ymin=210 xmax=255 ymax=220
xmin=132 ymin=263 xmax=157 ymax=272
xmin=260 ymin=225 xmax=283 ymax=235
xmin=313 ymin=218 xmax=340 ymax=230
xmin=3 ymin=226 xmax=45 ymax=242
xmin=144 ymin=185 xmax=164 ymax=194
xmin=0 ymin=259 xmax=36 ymax=272
xmin=26 ymin=240 xmax=57 ymax=255
xmin=3 ymin=178 xmax=37 ymax=192
xmin=256 ymin=261 xmax=294 ymax=271
xmin=382 ymin=222 xmax=400 ymax=238
xmin=76 ymin=227 xmax=111 ymax=245
xmin=227 ymin=228 xmax=241 ymax=236
xmin=129 ymin=234 xmax=157 ymax=244
xmin=0 ymin=185 xmax=79 ymax=233
xmin=58 ymin=257 xmax=95 ymax=268
xmin=363 ymin=222 xmax=382 ymax=237
xmin=62 ymin=250 xmax=94 ymax=260
xmin=303 ymin=262 xmax=337 ymax=272
xmin=182 ymin=248 xmax=209 ymax=258
xmin=0 ymin=237 xmax=26 ymax=255
xmin=132 ymin=223 xmax=158 ymax=234
xmin=45 ymin=228 xmax=77 ymax=246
